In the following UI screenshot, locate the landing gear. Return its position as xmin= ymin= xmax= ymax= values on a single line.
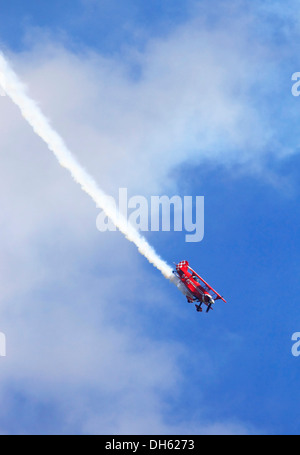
xmin=206 ymin=302 xmax=213 ymax=313
xmin=195 ymin=304 xmax=203 ymax=313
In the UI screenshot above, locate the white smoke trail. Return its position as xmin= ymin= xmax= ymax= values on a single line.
xmin=0 ymin=52 xmax=173 ymax=279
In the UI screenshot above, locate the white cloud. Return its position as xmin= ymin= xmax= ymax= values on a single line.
xmin=11 ymin=10 xmax=288 ymax=196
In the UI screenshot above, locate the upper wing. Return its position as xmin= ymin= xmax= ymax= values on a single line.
xmin=188 ymin=267 xmax=227 ymax=303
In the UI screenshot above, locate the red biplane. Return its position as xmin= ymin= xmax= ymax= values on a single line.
xmin=173 ymin=261 xmax=227 ymax=313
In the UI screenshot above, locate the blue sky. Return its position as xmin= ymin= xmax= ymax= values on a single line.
xmin=0 ymin=0 xmax=300 ymax=435
xmin=0 ymin=0 xmax=192 ymax=53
